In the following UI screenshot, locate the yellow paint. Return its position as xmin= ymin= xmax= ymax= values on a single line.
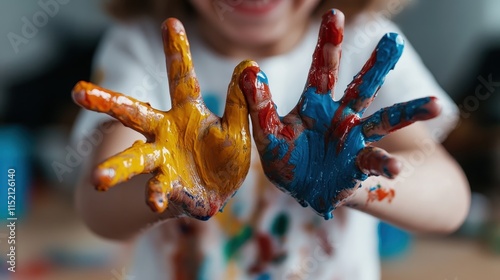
xmin=224 ymin=261 xmax=240 ymax=280
xmin=72 ymin=18 xmax=256 ymax=218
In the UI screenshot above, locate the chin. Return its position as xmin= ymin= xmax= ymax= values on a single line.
xmin=190 ymin=0 xmax=318 ymax=54
xmin=229 ymin=29 xmax=283 ymax=48
xmin=222 ymin=20 xmax=292 ymax=48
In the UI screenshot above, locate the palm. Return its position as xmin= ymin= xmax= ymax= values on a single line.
xmin=72 ymin=19 xmax=252 ymax=220
xmin=239 ymin=10 xmax=440 ymax=219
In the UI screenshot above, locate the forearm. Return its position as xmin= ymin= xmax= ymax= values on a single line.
xmin=347 ymin=143 xmax=470 ymax=234
xmin=76 ymin=174 xmax=176 ymax=240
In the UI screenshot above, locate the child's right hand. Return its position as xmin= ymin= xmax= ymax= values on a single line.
xmin=72 ymin=19 xmax=253 ymax=220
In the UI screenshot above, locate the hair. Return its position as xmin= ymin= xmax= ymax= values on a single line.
xmin=105 ymin=0 xmax=405 ymax=23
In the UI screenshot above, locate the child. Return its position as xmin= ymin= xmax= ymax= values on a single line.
xmin=71 ymin=0 xmax=470 ymax=279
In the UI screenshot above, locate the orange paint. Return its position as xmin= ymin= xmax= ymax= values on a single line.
xmin=366 ymin=184 xmax=395 ymax=204
xmin=72 ymin=18 xmax=253 ymax=220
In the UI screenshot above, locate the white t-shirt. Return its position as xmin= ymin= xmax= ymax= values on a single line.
xmin=72 ymin=12 xmax=458 ymax=280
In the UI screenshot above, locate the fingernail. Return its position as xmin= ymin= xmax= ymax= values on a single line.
xmin=93 ymin=168 xmax=115 ymax=191
xmin=320 ymin=9 xmax=344 ymax=46
xmin=383 ymin=157 xmax=402 ymax=178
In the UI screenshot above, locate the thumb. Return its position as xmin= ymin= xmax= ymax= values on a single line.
xmin=238 ymin=62 xmax=281 ymax=148
xmin=220 ymin=60 xmax=254 ymax=169
xmin=356 ymin=146 xmax=401 ymax=179
xmin=222 ymin=60 xmax=255 ymax=132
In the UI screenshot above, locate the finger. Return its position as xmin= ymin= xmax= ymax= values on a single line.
xmin=222 ymin=60 xmax=254 ymax=134
xmin=162 ymin=18 xmax=201 ymax=107
xmin=239 ymin=64 xmax=292 ymax=147
xmin=146 ymin=174 xmax=207 ymax=216
xmin=341 ymin=33 xmax=404 ymax=115
xmin=166 ymin=180 xmax=219 ymax=220
xmin=356 ymin=146 xmax=401 ymax=178
xmin=93 ymin=141 xmax=161 ymax=191
xmin=361 ymin=96 xmax=441 ymax=143
xmin=146 ymin=173 xmax=170 ymax=213
xmin=72 ymin=81 xmax=162 ymax=139
xmin=305 ymin=9 xmax=344 ymax=94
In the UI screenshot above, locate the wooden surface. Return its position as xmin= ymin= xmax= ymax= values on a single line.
xmin=382 ymin=237 xmax=500 ymax=280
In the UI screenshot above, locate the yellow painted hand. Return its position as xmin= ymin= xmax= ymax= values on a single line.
xmin=72 ymin=18 xmax=252 ymax=220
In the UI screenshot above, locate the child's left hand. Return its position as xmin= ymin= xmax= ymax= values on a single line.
xmin=72 ymin=19 xmax=253 ymax=220
xmin=239 ymin=9 xmax=441 ymax=219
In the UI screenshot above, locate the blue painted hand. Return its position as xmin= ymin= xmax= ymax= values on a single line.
xmin=239 ymin=9 xmax=441 ymax=219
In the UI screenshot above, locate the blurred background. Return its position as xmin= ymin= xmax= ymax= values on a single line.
xmin=0 ymin=0 xmax=499 ymax=279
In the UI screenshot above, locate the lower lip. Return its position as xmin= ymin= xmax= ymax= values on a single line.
xmin=231 ymin=0 xmax=283 ymax=15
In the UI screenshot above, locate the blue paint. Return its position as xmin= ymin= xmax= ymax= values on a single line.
xmin=230 ymin=199 xmax=243 ymax=217
xmin=298 ymin=88 xmax=338 ymax=132
xmin=256 ymin=273 xmax=272 ymax=280
xmin=262 ymin=87 xmax=368 ymax=219
xmin=175 ymin=190 xmax=211 ymax=220
xmin=383 ymin=166 xmax=392 ymax=178
xmin=197 ymin=257 xmax=209 ymax=280
xmin=257 ymin=70 xmax=269 ymax=85
xmin=219 ymin=195 xmax=231 ymax=212
xmin=348 ymin=33 xmax=404 ymax=115
xmin=362 ymin=97 xmax=432 ymax=143
xmin=265 ymin=135 xmax=289 ymax=160
xmin=196 ymin=215 xmax=211 ymax=221
xmin=258 ymin=33 xmax=409 ymax=219
xmin=388 ymin=110 xmax=402 ymax=126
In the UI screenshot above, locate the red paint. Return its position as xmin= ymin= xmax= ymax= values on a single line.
xmin=257 ymin=233 xmax=274 ymax=263
xmin=280 ymin=125 xmax=295 ymax=140
xmin=341 ymin=51 xmax=378 ymax=111
xmin=367 ymin=185 xmax=395 ymax=204
xmin=265 ymin=144 xmax=296 ymax=183
xmin=240 ymin=66 xmax=260 ymax=104
xmin=329 ymin=113 xmax=360 ymax=153
xmin=208 ymin=199 xmax=220 ymax=217
xmin=249 ymin=233 xmax=274 ymax=274
xmin=355 ymin=147 xmax=398 ymax=177
xmin=327 ymin=43 xmax=379 ymax=153
xmin=240 ymin=64 xmax=300 ymax=183
xmin=171 ymin=220 xmax=203 ymax=280
xmin=240 ymin=66 xmax=296 ymax=140
xmin=249 ymin=232 xmax=289 ymax=274
xmin=258 ymin=102 xmax=282 ymax=134
xmin=387 ymin=96 xmax=440 ymax=133
xmin=307 ymin=11 xmax=343 ymax=93
xmin=240 ymin=66 xmax=279 ymax=134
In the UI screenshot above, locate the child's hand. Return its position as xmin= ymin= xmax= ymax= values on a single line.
xmin=72 ymin=19 xmax=252 ymax=220
xmin=239 ymin=10 xmax=441 ymax=219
